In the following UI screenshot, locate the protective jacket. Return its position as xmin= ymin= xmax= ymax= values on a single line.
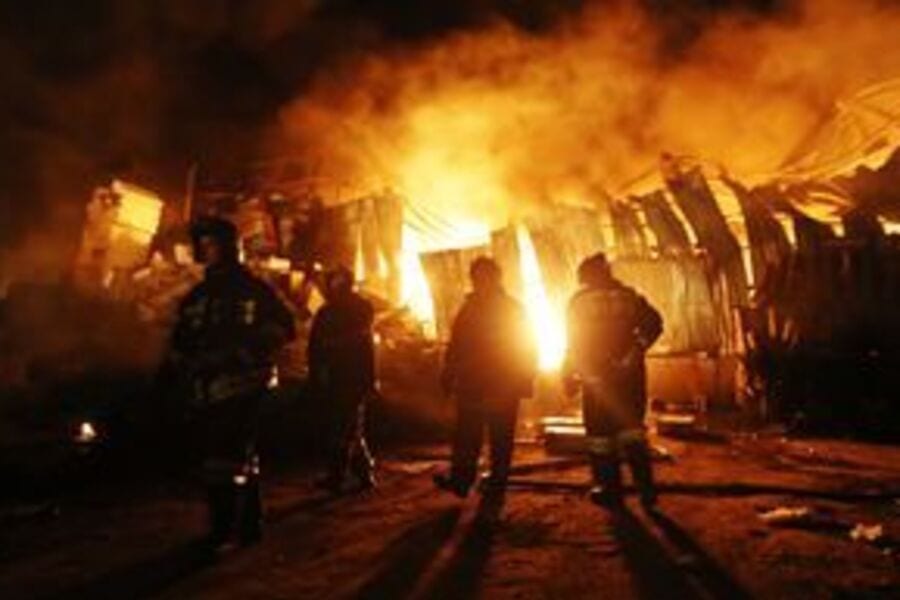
xmin=170 ymin=263 xmax=294 ymax=479
xmin=171 ymin=263 xmax=295 ymax=405
xmin=443 ymin=290 xmax=536 ymax=399
xmin=308 ymin=292 xmax=375 ymax=393
xmin=439 ymin=287 xmax=536 ymax=492
xmin=564 ymin=278 xmax=662 ymax=417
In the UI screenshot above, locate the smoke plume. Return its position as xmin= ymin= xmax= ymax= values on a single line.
xmin=2 ymin=0 xmax=900 ymax=273
xmin=271 ymin=0 xmax=900 ymax=234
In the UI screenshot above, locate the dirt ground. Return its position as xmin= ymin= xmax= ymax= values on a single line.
xmin=1 ymin=432 xmax=899 ymax=600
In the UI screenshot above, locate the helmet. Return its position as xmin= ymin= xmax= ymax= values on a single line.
xmin=577 ymin=252 xmax=611 ymax=286
xmin=469 ymin=256 xmax=502 ymax=283
xmin=190 ymin=216 xmax=239 ymax=264
xmin=324 ymin=265 xmax=354 ymax=298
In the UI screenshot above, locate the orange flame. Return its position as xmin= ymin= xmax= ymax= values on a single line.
xmin=400 ymin=225 xmax=436 ymax=337
xmin=377 ymin=247 xmax=389 ymax=280
xmin=275 ymin=0 xmax=900 ymax=215
xmin=516 ymin=224 xmax=566 ymax=372
xmin=354 ymin=229 xmax=365 ymax=283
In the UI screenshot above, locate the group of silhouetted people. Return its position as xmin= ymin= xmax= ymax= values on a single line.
xmin=433 ymin=253 xmax=663 ymax=511
xmin=167 ymin=216 xmax=663 ymax=553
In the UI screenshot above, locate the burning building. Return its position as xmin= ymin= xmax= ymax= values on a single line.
xmin=3 ymin=0 xmax=900 ymax=438
xmin=4 ymin=4 xmax=900 ymax=597
xmin=184 ymin=69 xmax=900 ymax=438
xmin=251 ymin=0 xmax=900 ymax=435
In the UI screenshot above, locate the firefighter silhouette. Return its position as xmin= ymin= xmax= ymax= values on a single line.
xmin=168 ymin=217 xmax=295 ymax=549
xmin=434 ymin=257 xmax=537 ymax=497
xmin=308 ymin=265 xmax=377 ymax=492
xmin=563 ymin=252 xmax=663 ymax=509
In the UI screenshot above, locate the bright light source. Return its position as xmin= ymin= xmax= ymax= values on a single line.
xmin=400 ymin=226 xmax=436 ymax=337
xmin=265 ymin=256 xmax=292 ymax=273
xmin=267 ymin=367 xmax=280 ymax=390
xmin=354 ymin=229 xmax=366 ymax=282
xmin=516 ymin=224 xmax=567 ymax=372
xmin=76 ymin=421 xmax=98 ymax=444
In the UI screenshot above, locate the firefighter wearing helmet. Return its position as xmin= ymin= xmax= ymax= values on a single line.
xmin=563 ymin=252 xmax=663 ymax=509
xmin=167 ymin=216 xmax=295 ymax=550
xmin=307 ymin=265 xmax=377 ymax=493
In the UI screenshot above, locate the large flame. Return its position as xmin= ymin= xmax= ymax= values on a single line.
xmin=516 ymin=224 xmax=567 ymax=372
xmin=400 ymin=225 xmax=436 ymax=337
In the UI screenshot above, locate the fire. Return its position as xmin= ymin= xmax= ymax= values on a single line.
xmin=354 ymin=229 xmax=365 ymax=282
xmin=377 ymin=248 xmax=389 ymax=279
xmin=110 ymin=180 xmax=162 ymax=235
xmin=516 ymin=224 xmax=567 ymax=372
xmin=276 ymin=0 xmax=900 ymax=221
xmin=880 ymin=218 xmax=900 ymax=235
xmin=395 ymin=215 xmax=569 ymax=369
xmin=400 ymin=225 xmax=436 ymax=337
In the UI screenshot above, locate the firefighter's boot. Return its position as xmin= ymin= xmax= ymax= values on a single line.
xmin=621 ymin=433 xmax=658 ymax=511
xmin=237 ymin=478 xmax=263 ymax=546
xmin=589 ymin=454 xmax=624 ymax=509
xmin=206 ymin=483 xmax=236 ymax=548
xmin=433 ymin=472 xmax=470 ymax=498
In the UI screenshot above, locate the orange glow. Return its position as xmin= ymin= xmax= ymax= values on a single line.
xmin=377 ymin=248 xmax=389 ymax=280
xmin=272 ymin=1 xmax=900 ymax=235
xmin=354 ymin=230 xmax=365 ymax=282
xmin=516 ymin=224 xmax=566 ymax=372
xmin=880 ymin=218 xmax=900 ymax=235
xmin=111 ymin=180 xmax=162 ymax=235
xmin=400 ymin=226 xmax=436 ymax=337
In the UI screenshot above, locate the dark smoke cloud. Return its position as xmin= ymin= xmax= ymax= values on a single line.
xmin=0 ymin=0 xmax=801 ymax=271
xmin=641 ymin=0 xmax=792 ymax=60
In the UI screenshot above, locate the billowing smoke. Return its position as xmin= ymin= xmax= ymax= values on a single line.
xmin=271 ymin=0 xmax=900 ymax=235
xmin=3 ymin=0 xmax=899 ymax=276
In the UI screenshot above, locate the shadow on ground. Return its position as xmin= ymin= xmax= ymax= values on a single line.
xmin=608 ymin=506 xmax=752 ymax=600
xmin=45 ymin=539 xmax=216 ymax=600
xmin=419 ymin=492 xmax=506 ymax=600
xmin=350 ymin=506 xmax=462 ymax=598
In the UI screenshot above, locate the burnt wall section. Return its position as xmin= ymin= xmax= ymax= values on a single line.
xmin=638 ymin=191 xmax=692 ymax=256
xmin=664 ymin=166 xmax=750 ymax=307
xmin=739 ymin=192 xmax=900 ymax=438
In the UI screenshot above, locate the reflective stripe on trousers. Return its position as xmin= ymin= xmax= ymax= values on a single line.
xmin=203 ymin=454 xmax=260 ymax=485
xmin=586 ymin=435 xmax=616 ymax=457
